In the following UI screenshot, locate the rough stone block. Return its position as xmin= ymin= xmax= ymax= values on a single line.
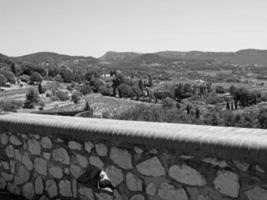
xmin=28 ymin=139 xmax=41 ymax=155
xmin=34 ymin=158 xmax=47 ymax=176
xmin=105 ymin=165 xmax=123 ymax=187
xmin=52 ymin=147 xmax=70 ymax=165
xmin=10 ymin=135 xmax=22 ymax=146
xmin=158 ymin=182 xmax=188 ymax=200
xmin=22 ymin=182 xmax=35 ymax=199
xmin=41 ymin=137 xmax=53 ymax=149
xmin=14 ymin=165 xmax=30 ymax=185
xmin=110 ymin=147 xmax=133 ymax=169
xmin=79 ymin=187 xmax=94 ymax=200
xmin=169 ymin=164 xmax=206 ymax=186
xmin=49 ymin=166 xmax=63 ymax=179
xmin=68 ymin=141 xmax=82 ymax=150
xmin=213 ymin=170 xmax=239 ymax=198
xmin=89 ymin=156 xmax=104 ymax=169
xmin=45 ymin=179 xmax=58 ymax=198
xmin=95 ymin=143 xmax=108 ymax=156
xmin=136 ymin=157 xmax=165 ymax=177
xmin=85 ymin=141 xmax=94 ymax=153
xmin=245 ymin=187 xmax=267 ymax=200
xmin=35 ymin=176 xmax=44 ymax=195
xmin=59 ymin=179 xmax=72 ymax=197
xmin=126 ymin=172 xmax=143 ymax=191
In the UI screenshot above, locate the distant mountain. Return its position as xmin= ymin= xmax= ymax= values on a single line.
xmin=99 ymin=51 xmax=140 ymax=62
xmin=156 ymin=49 xmax=267 ymax=65
xmin=14 ymin=52 xmax=99 ymax=70
xmin=99 ymin=49 xmax=267 ymax=65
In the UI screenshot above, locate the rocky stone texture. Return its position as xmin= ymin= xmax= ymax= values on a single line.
xmin=126 ymin=172 xmax=143 ymax=191
xmin=169 ymin=164 xmax=206 ymax=186
xmin=22 ymin=182 xmax=34 ymax=199
xmin=89 ymin=156 xmax=104 ymax=169
xmin=105 ymin=165 xmax=124 ymax=187
xmin=52 ymin=147 xmax=70 ymax=165
xmin=45 ymin=179 xmax=58 ymax=198
xmin=34 ymin=158 xmax=47 ymax=176
xmin=158 ymin=182 xmax=188 ymax=200
xmin=95 ymin=143 xmax=108 ymax=156
xmin=41 ymin=137 xmax=52 ymax=149
xmin=213 ymin=170 xmax=239 ymax=198
xmin=28 ymin=139 xmax=41 ymax=155
xmin=245 ymin=187 xmax=267 ymax=200
xmin=79 ymin=187 xmax=94 ymax=200
xmin=136 ymin=157 xmax=165 ymax=176
xmin=59 ymin=180 xmax=72 ymax=197
xmin=110 ymin=147 xmax=133 ymax=169
xmin=0 ymin=131 xmax=266 ymax=200
xmin=68 ymin=141 xmax=82 ymax=150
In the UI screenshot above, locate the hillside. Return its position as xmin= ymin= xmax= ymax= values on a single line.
xmin=14 ymin=52 xmax=99 ymax=70
xmin=156 ymin=49 xmax=267 ymax=65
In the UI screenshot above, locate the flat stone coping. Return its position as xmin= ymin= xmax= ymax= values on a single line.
xmin=0 ymin=113 xmax=267 ymax=162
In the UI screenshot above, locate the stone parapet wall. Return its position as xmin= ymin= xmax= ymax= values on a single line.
xmin=0 ymin=113 xmax=267 ymax=200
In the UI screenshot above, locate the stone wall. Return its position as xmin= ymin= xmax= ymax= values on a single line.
xmin=0 ymin=113 xmax=267 ymax=200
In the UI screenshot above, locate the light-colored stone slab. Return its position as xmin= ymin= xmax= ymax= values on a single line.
xmin=52 ymin=147 xmax=70 ymax=165
xmin=49 ymin=166 xmax=63 ymax=179
xmin=68 ymin=141 xmax=82 ymax=150
xmin=126 ymin=172 xmax=143 ymax=191
xmin=34 ymin=158 xmax=47 ymax=176
xmin=59 ymin=179 xmax=72 ymax=197
xmin=136 ymin=157 xmax=165 ymax=177
xmin=213 ymin=170 xmax=239 ymax=198
xmin=110 ymin=147 xmax=133 ymax=169
xmin=169 ymin=164 xmax=206 ymax=186
xmin=158 ymin=182 xmax=188 ymax=200
xmin=95 ymin=143 xmax=108 ymax=156
xmin=28 ymin=139 xmax=41 ymax=155
xmin=14 ymin=165 xmax=30 ymax=185
xmin=46 ymin=179 xmax=58 ymax=198
xmin=105 ymin=165 xmax=124 ymax=187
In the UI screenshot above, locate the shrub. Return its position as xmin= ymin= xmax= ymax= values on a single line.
xmin=0 ymin=70 xmax=16 ymax=83
xmin=55 ymin=90 xmax=69 ymax=101
xmin=80 ymin=84 xmax=92 ymax=95
xmin=71 ymin=92 xmax=82 ymax=104
xmin=24 ymin=88 xmax=40 ymax=108
xmin=30 ymin=72 xmax=43 ymax=84
xmin=20 ymin=75 xmax=30 ymax=83
xmin=117 ymin=83 xmax=134 ymax=98
xmin=0 ymin=100 xmax=23 ymax=111
xmin=0 ymin=74 xmax=7 ymax=86
xmin=54 ymin=74 xmax=63 ymax=82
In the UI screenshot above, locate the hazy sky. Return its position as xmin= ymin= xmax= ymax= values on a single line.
xmin=1 ymin=0 xmax=267 ymax=57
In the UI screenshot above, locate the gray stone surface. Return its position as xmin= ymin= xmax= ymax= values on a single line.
xmin=95 ymin=192 xmax=113 ymax=200
xmin=10 ymin=160 xmax=16 ymax=174
xmin=126 ymin=172 xmax=143 ymax=191
xmin=22 ymin=154 xmax=33 ymax=170
xmin=59 ymin=179 xmax=72 ymax=197
xmin=28 ymin=139 xmax=41 ymax=155
xmin=110 ymin=147 xmax=133 ymax=169
xmin=233 ymin=160 xmax=249 ymax=172
xmin=52 ymin=147 xmax=70 ymax=165
xmin=76 ymin=154 xmax=88 ymax=168
xmin=158 ymin=182 xmax=188 ymax=200
xmin=43 ymin=152 xmax=51 ymax=160
xmin=22 ymin=182 xmax=35 ymax=199
xmin=70 ymin=163 xmax=84 ymax=178
xmin=130 ymin=194 xmax=145 ymax=200
xmin=49 ymin=166 xmax=63 ymax=179
xmin=1 ymin=161 xmax=9 ymax=170
xmin=245 ymin=187 xmax=267 ymax=200
xmin=169 ymin=164 xmax=206 ymax=186
xmin=35 ymin=176 xmax=44 ymax=195
xmin=68 ymin=141 xmax=82 ymax=150
xmin=146 ymin=183 xmax=157 ymax=196
xmin=14 ymin=165 xmax=30 ymax=185
xmin=34 ymin=158 xmax=47 ymax=176
xmin=136 ymin=157 xmax=165 ymax=177
xmin=0 ymin=133 xmax=8 ymax=145
xmin=89 ymin=156 xmax=104 ymax=169
xmin=72 ymin=180 xmax=77 ymax=198
xmin=41 ymin=137 xmax=53 ymax=149
xmin=14 ymin=149 xmax=21 ymax=161
xmin=46 ymin=179 xmax=58 ymax=198
xmin=0 ymin=177 xmax=6 ymax=189
xmin=105 ymin=165 xmax=124 ymax=187
xmin=79 ymin=187 xmax=94 ymax=200
xmin=2 ymin=172 xmax=13 ymax=181
xmin=95 ymin=143 xmax=108 ymax=156
xmin=5 ymin=145 xmax=14 ymax=158
xmin=7 ymin=183 xmax=20 ymax=195
xmin=10 ymin=135 xmax=22 ymax=146
xmin=84 ymin=141 xmax=94 ymax=153
xmin=213 ymin=170 xmax=239 ymax=198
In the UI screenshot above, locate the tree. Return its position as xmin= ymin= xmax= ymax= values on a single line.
xmin=55 ymin=90 xmax=69 ymax=101
xmin=90 ymin=78 xmax=105 ymax=93
xmin=24 ymin=88 xmax=40 ymax=108
xmin=0 ymin=74 xmax=7 ymax=86
xmin=117 ymin=83 xmax=134 ymax=98
xmin=258 ymin=109 xmax=267 ymax=128
xmin=30 ymin=72 xmax=43 ymax=84
xmin=132 ymin=86 xmax=142 ymax=100
xmin=80 ymin=84 xmax=92 ymax=95
xmin=148 ymin=75 xmax=153 ymax=87
xmin=60 ymin=69 xmax=74 ymax=83
xmin=71 ymin=92 xmax=82 ymax=104
xmin=195 ymin=108 xmax=200 ymax=119
xmin=54 ymin=74 xmax=63 ymax=82
xmin=0 ymin=70 xmax=16 ymax=84
xmin=84 ymin=70 xmax=100 ymax=82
